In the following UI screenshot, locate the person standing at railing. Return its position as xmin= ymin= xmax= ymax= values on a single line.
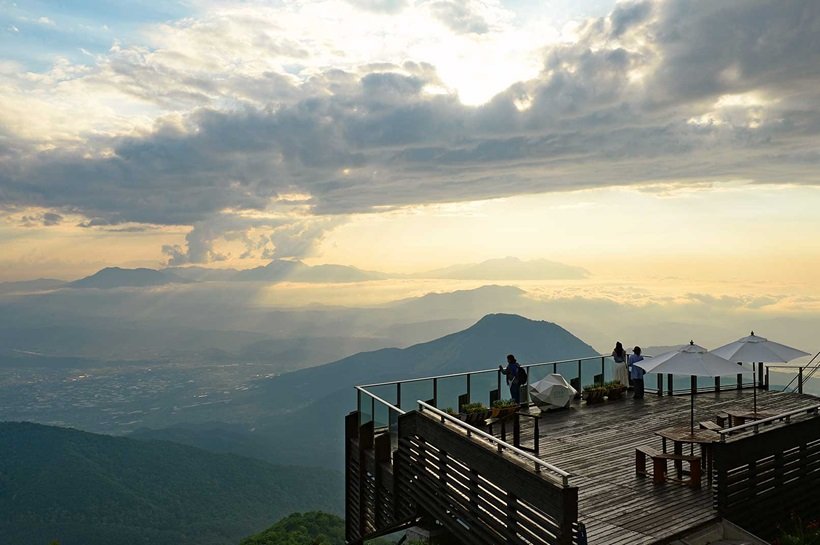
xmin=612 ymin=341 xmax=630 ymax=388
xmin=499 ymin=354 xmax=526 ymax=404
xmin=628 ymin=346 xmax=645 ymax=399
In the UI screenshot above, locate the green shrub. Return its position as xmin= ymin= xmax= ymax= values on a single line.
xmin=460 ymin=402 xmax=487 ymax=414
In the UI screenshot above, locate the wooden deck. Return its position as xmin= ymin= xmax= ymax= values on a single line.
xmin=504 ymin=388 xmax=819 ymax=544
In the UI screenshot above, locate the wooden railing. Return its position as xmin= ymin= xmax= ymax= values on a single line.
xmin=712 ymin=409 xmax=820 ymax=539
xmin=346 ymin=404 xmax=579 ymax=545
xmin=417 ymin=401 xmax=570 ymax=484
xmin=396 ymin=409 xmax=579 ymax=545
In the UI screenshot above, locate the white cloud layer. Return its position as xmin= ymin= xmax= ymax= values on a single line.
xmin=1 ymin=0 xmax=820 ymax=263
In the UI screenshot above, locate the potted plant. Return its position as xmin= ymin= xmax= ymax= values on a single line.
xmin=490 ymin=399 xmax=519 ymax=418
xmin=460 ymin=402 xmax=490 ymax=425
xmin=605 ymin=380 xmax=627 ymax=400
xmin=583 ymin=384 xmax=605 ymax=404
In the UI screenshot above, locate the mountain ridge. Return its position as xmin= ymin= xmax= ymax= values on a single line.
xmin=69 ymin=267 xmax=190 ymax=289
xmin=0 ymin=421 xmax=343 ymax=545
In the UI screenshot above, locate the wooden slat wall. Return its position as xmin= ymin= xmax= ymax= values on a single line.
xmin=713 ymin=415 xmax=820 ymax=539
xmin=396 ymin=411 xmax=579 ymax=545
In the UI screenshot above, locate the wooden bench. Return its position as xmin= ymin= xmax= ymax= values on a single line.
xmin=699 ymin=420 xmax=722 ymax=431
xmin=715 ymin=412 xmax=729 ymax=427
xmin=636 ymin=446 xmax=702 ymax=488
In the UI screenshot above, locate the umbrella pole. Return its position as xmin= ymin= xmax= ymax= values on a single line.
xmin=689 ymin=377 xmax=697 ymax=434
xmin=753 ymin=362 xmax=758 ymax=414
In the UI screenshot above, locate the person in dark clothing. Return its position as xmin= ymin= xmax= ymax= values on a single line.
xmin=499 ymin=354 xmax=525 ymax=403
xmin=628 ymin=346 xmax=645 ymax=399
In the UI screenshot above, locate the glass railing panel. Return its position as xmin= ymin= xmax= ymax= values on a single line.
xmin=436 ymin=375 xmax=467 ymax=414
xmin=398 ymin=379 xmax=434 ymax=412
xmin=526 ymin=363 xmax=552 ymax=385
xmin=555 ymin=361 xmax=579 ymax=387
xmin=767 ymin=367 xmax=802 ymax=393
xmin=580 ymin=360 xmax=599 ymax=389
xmin=366 ymin=383 xmax=397 ymax=405
xmin=358 ymin=389 xmax=373 ymax=425
xmin=602 ymin=356 xmax=619 ymax=384
xmin=388 ymin=408 xmax=400 ymax=454
xmin=467 ymin=370 xmax=498 ymax=408
xmin=373 ymin=398 xmax=390 ymax=429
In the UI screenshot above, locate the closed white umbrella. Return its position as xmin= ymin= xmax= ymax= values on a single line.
xmin=637 ymin=341 xmax=741 ymax=432
xmin=712 ymin=331 xmax=810 ymax=412
xmin=529 ymin=374 xmax=577 ymax=410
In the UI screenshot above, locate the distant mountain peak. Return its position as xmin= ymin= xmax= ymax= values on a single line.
xmin=69 ymin=267 xmax=189 ymax=289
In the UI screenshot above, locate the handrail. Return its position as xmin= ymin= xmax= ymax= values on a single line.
xmin=719 ymin=403 xmax=820 ymax=441
xmin=355 ymin=385 xmax=405 ymax=415
xmin=358 ymin=355 xmax=608 ymax=388
xmin=416 ymin=400 xmax=572 ymax=487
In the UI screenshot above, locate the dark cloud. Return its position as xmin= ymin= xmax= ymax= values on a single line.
xmin=20 ymin=212 xmax=63 ymax=226
xmin=2 ymin=0 xmax=820 ymax=261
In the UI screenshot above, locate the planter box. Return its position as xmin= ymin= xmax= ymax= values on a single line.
xmin=490 ymin=405 xmax=519 ymax=419
xmin=606 ymin=387 xmax=627 ymax=400
xmin=460 ymin=411 xmax=490 ymax=425
xmin=584 ymin=391 xmax=605 ymax=404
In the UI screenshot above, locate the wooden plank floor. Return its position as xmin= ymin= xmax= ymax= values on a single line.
xmin=506 ymin=388 xmax=819 ymax=545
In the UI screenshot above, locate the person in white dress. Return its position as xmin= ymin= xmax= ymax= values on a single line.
xmin=612 ymin=341 xmax=630 ymax=387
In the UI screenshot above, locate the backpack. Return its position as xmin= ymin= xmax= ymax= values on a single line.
xmin=516 ymin=365 xmax=528 ymax=384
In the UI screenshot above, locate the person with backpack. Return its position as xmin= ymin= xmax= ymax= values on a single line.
xmin=499 ymin=354 xmax=527 ymax=404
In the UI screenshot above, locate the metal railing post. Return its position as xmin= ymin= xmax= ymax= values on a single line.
xmin=357 ymin=389 xmax=362 ymax=425
xmin=765 ymin=366 xmax=769 ymax=390
xmin=668 ymin=374 xmax=674 ymax=395
xmin=466 ymin=373 xmax=471 ymax=403
xmin=799 ymin=367 xmax=803 ymax=394
xmin=601 ymin=357 xmax=606 ymax=383
xmin=577 ymin=359 xmax=582 ymax=386
xmin=432 ymin=377 xmax=438 ymax=407
xmin=737 ymin=373 xmax=742 ymax=390
xmin=657 ymin=373 xmax=663 ymax=396
xmin=396 ymin=382 xmax=402 ymax=409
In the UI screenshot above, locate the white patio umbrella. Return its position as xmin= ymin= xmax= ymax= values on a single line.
xmin=529 ymin=374 xmax=577 ymax=410
xmin=711 ymin=331 xmax=810 ymax=413
xmin=637 ymin=341 xmax=743 ymax=432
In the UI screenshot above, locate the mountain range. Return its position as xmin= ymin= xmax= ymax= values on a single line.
xmin=0 ymin=422 xmax=342 ymax=545
xmin=68 ymin=267 xmax=190 ymax=289
xmin=1 ymin=256 xmax=590 ymax=291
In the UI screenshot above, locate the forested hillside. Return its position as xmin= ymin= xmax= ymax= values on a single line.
xmin=0 ymin=422 xmax=342 ymax=545
xmin=238 ymin=512 xmax=345 ymax=545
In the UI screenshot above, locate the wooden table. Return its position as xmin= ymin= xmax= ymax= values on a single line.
xmin=724 ymin=409 xmax=779 ymax=427
xmin=656 ymin=427 xmax=720 ymax=484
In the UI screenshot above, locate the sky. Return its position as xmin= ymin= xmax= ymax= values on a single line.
xmin=1 ymin=0 xmax=820 ymax=299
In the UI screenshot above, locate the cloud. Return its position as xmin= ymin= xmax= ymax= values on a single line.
xmin=2 ymin=0 xmax=820 ymax=261
xmin=347 ymin=0 xmax=408 ymax=14
xmin=20 ymin=212 xmax=63 ymax=227
xmin=428 ymin=0 xmax=491 ymax=34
